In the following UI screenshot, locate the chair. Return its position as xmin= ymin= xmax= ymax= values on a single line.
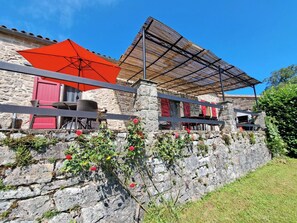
xmin=76 ymin=100 xmax=107 ymax=129
xmin=29 ymin=100 xmax=55 ymax=129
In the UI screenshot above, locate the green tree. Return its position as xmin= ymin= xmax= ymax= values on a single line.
xmin=264 ymin=65 xmax=297 ymax=89
xmin=258 ymin=83 xmax=297 ymax=156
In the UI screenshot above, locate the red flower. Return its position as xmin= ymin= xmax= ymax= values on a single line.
xmin=186 ymin=128 xmax=191 ymax=134
xmin=174 ymin=132 xmax=179 ymax=139
xmin=65 ymin=154 xmax=72 ymax=160
xmin=129 ymin=146 xmax=135 ymax=151
xmin=129 ymin=182 xmax=136 ymax=188
xmin=76 ymin=130 xmax=83 ymax=136
xmin=133 ymin=118 xmax=139 ymax=124
xmin=90 ymin=166 xmax=97 ymax=171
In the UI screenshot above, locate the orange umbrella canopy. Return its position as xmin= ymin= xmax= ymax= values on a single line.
xmin=18 ymin=39 xmax=121 ymax=91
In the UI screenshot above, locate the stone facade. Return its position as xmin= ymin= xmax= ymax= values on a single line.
xmin=0 ymin=30 xmax=45 ymax=129
xmin=0 ymin=130 xmax=271 ymax=222
xmin=219 ymin=94 xmax=258 ymax=110
xmin=0 ymin=28 xmax=134 ymax=130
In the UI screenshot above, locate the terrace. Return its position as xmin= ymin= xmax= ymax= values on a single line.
xmin=0 ymin=17 xmax=264 ymax=133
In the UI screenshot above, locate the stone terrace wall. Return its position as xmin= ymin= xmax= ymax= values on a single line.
xmin=0 ymin=130 xmax=271 ymax=223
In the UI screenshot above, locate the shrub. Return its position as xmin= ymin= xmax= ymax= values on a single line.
xmin=249 ymin=132 xmax=256 ymax=145
xmin=258 ymin=83 xmax=297 ymax=156
xmin=154 ymin=133 xmax=185 ymax=167
xmin=222 ymin=134 xmax=231 ymax=146
xmin=1 ymin=135 xmax=56 ymax=167
xmin=154 ymin=130 xmax=192 ymax=167
xmin=265 ymin=116 xmax=287 ymax=157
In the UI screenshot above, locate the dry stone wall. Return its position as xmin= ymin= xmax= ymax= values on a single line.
xmin=0 ymin=130 xmax=271 ymax=222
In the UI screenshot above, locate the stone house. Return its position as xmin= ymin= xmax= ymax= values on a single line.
xmin=0 ymin=17 xmax=260 ymax=131
xmin=0 ymin=25 xmax=136 ymax=130
xmin=0 ymin=25 xmax=219 ymax=130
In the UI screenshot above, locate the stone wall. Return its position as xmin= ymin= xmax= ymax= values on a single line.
xmin=0 ymin=32 xmax=46 ymax=129
xmin=0 ymin=130 xmax=271 ymax=222
xmin=219 ymin=95 xmax=258 ymax=110
xmin=0 ymin=31 xmax=135 ymax=131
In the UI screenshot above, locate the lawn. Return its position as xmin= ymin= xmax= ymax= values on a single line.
xmin=143 ymin=158 xmax=297 ymax=223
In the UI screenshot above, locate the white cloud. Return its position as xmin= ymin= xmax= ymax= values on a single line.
xmin=20 ymin=0 xmax=120 ymax=28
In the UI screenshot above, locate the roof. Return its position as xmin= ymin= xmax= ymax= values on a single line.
xmin=118 ymin=17 xmax=260 ymax=96
xmin=0 ymin=25 xmax=57 ymax=45
xmin=0 ymin=25 xmax=117 ymax=63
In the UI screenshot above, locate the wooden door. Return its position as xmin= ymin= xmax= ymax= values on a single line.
xmin=31 ymin=77 xmax=61 ymax=129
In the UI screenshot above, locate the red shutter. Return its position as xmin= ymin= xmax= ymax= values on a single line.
xmin=183 ymin=102 xmax=191 ymax=117
xmin=211 ymin=102 xmax=217 ymax=118
xmin=31 ymin=77 xmax=60 ymax=129
xmin=161 ymin=98 xmax=170 ymax=117
xmin=201 ymin=100 xmax=207 ymax=117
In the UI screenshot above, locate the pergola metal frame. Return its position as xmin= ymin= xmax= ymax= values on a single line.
xmin=118 ymin=17 xmax=260 ymax=101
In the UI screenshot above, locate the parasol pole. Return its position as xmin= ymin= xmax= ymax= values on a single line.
xmin=76 ymin=58 xmax=82 ymax=100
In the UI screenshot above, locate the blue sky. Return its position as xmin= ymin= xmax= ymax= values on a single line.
xmin=1 ymin=0 xmax=296 ymax=95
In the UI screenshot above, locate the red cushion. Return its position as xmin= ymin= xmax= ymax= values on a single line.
xmin=211 ymin=102 xmax=217 ymax=118
xmin=161 ymin=98 xmax=170 ymax=117
xmin=183 ymin=102 xmax=191 ymax=117
xmin=201 ymin=100 xmax=207 ymax=116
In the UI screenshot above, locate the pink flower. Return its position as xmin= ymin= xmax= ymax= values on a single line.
xmin=76 ymin=130 xmax=83 ymax=136
xmin=90 ymin=166 xmax=97 ymax=171
xmin=186 ymin=128 xmax=191 ymax=134
xmin=65 ymin=154 xmax=72 ymax=160
xmin=129 ymin=182 xmax=136 ymax=188
xmin=133 ymin=118 xmax=139 ymax=124
xmin=129 ymin=146 xmax=135 ymax=151
xmin=175 ymin=132 xmax=179 ymax=139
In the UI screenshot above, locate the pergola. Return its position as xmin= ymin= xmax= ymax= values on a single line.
xmin=118 ymin=17 xmax=260 ymax=102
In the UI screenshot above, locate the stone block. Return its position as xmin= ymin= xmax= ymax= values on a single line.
xmin=0 ymin=200 xmax=13 ymax=213
xmin=0 ymin=146 xmax=15 ymax=166
xmin=53 ymin=184 xmax=100 ymax=211
xmin=41 ymin=177 xmax=80 ymax=194
xmin=153 ymin=164 xmax=167 ymax=174
xmin=0 ymin=132 xmax=7 ymax=140
xmin=4 ymin=164 xmax=53 ymax=186
xmin=10 ymin=195 xmax=53 ymax=220
xmin=0 ymin=185 xmax=41 ymax=200
xmin=81 ymin=202 xmax=105 ymax=223
xmin=31 ymin=142 xmax=68 ymax=161
xmin=48 ymin=213 xmax=73 ymax=223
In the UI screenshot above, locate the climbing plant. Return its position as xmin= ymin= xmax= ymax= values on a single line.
xmin=153 ymin=128 xmax=192 ymax=167
xmin=1 ymin=135 xmax=57 ymax=167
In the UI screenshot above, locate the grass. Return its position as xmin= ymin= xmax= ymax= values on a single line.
xmin=143 ymin=157 xmax=297 ymax=223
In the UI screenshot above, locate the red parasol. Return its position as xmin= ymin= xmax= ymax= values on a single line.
xmin=18 ymin=39 xmax=121 ymax=91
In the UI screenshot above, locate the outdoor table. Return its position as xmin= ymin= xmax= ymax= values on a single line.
xmin=52 ymin=102 xmax=77 ymax=110
xmin=52 ymin=101 xmax=77 ymax=129
xmin=181 ymin=115 xmax=211 ymax=130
